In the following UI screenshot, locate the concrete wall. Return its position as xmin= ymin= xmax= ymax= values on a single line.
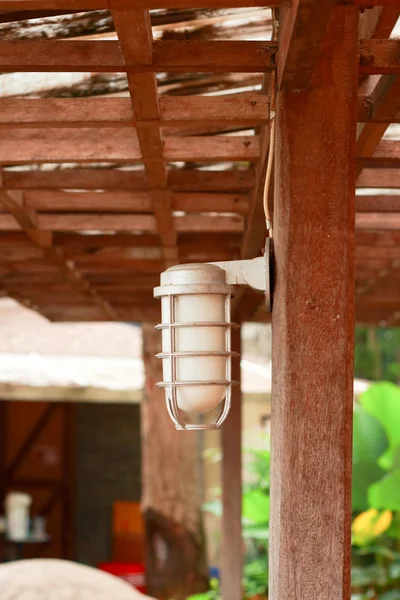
xmin=75 ymin=403 xmax=141 ymax=566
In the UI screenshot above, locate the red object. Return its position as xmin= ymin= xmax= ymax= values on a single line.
xmin=98 ymin=562 xmax=147 ymax=594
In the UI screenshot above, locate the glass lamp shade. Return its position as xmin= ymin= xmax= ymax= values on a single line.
xmin=154 ymin=263 xmax=236 ymax=428
xmin=161 ymin=292 xmax=227 ymax=413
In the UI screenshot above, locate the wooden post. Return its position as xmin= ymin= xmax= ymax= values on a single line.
xmin=270 ymin=7 xmax=358 ymax=600
xmin=221 ymin=325 xmax=242 ymax=600
xmin=141 ymin=323 xmax=209 ymax=600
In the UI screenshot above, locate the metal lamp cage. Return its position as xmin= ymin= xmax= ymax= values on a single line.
xmin=154 ymin=281 xmax=239 ymax=431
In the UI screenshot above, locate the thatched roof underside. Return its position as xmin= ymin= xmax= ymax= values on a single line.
xmin=0 ymin=4 xmax=399 ymax=325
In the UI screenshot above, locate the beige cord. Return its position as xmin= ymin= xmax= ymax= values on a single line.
xmin=263 ymin=9 xmax=278 ymax=238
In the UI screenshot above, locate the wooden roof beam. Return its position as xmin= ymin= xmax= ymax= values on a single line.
xmin=0 ymin=96 xmax=269 ymax=129
xmin=0 ymin=0 xmax=279 ymax=9
xmin=23 ymin=190 xmax=250 ymax=215
xmin=0 ymin=181 xmax=117 ymax=320
xmin=1 ymin=168 xmax=255 ymax=192
xmin=358 ymin=141 xmax=400 ymax=169
xmin=0 ymin=0 xmax=397 ymax=11
xmin=4 ymin=94 xmax=400 ymax=128
xmin=0 ymin=131 xmax=259 ymax=164
xmin=357 ymin=169 xmax=400 ymax=188
xmin=32 ymin=213 xmax=244 ymax=233
xmin=112 ymin=7 xmax=177 ymax=267
xmin=356 ymin=75 xmax=400 ymax=176
xmin=0 ymin=39 xmax=277 ymax=73
xmin=356 ymin=195 xmax=400 ymax=212
xmin=277 ymin=0 xmax=336 ymax=90
xmin=360 ymin=40 xmax=400 ymax=76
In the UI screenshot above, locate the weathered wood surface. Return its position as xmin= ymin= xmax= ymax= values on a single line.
xmin=0 ymin=96 xmax=268 ymax=128
xmin=221 ymin=326 xmax=242 ymax=600
xmin=142 ymin=323 xmax=209 ymax=600
xmin=270 ymin=7 xmax=357 ymax=600
xmin=277 ymin=0 xmax=336 ymax=89
xmin=0 ymin=0 xmax=397 ymax=326
xmin=0 ymin=40 xmax=277 ymax=72
xmin=0 ymin=131 xmax=259 ymax=163
xmin=1 ymin=169 xmax=254 ymax=192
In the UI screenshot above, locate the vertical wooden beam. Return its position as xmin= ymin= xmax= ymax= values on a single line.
xmin=141 ymin=323 xmax=208 ymax=600
xmin=270 ymin=7 xmax=358 ymax=600
xmin=221 ymin=325 xmax=242 ymax=600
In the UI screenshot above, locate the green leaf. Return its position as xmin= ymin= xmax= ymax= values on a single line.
xmin=380 ymin=591 xmax=400 ymax=600
xmin=360 ymin=382 xmax=400 ymax=469
xmin=242 ymin=523 xmax=269 ymax=541
xmin=351 ymin=565 xmax=376 ymax=587
xmin=355 ymin=544 xmax=396 ymax=560
xmin=369 ymin=469 xmax=400 ymax=511
xmin=242 ymin=490 xmax=270 ymax=525
xmin=386 ymin=512 xmax=400 ymax=540
xmin=353 ymin=405 xmax=389 ymax=464
xmin=352 ymin=462 xmax=386 ymax=510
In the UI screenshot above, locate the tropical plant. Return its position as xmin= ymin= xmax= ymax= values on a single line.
xmin=351 ymin=382 xmax=400 ymax=599
xmin=201 ymin=443 xmax=269 ymax=599
xmin=189 ymin=381 xmax=400 ymax=600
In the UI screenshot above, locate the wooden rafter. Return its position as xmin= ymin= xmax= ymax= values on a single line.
xmin=0 ymin=2 xmax=397 ymax=327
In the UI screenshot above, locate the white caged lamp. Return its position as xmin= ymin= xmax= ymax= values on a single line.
xmin=153 ymin=239 xmax=273 ymax=431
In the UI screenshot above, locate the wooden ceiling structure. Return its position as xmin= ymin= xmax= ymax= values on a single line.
xmin=0 ymin=2 xmax=399 ymax=326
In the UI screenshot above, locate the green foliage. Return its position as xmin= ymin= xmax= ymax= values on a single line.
xmin=360 ymin=383 xmax=400 ymax=469
xmin=352 ymin=462 xmax=386 ymax=511
xmin=201 ymin=443 xmax=269 ymax=599
xmin=353 ymin=405 xmax=389 ymax=464
xmin=354 ymin=327 xmax=400 ymax=383
xmin=198 ymin=382 xmax=400 ymax=600
xmin=369 ymin=470 xmax=400 ymax=511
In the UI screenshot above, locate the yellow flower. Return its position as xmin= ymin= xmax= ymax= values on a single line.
xmin=352 ymin=509 xmax=392 ymax=546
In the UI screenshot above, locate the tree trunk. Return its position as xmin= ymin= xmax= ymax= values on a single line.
xmin=141 ymin=323 xmax=209 ymax=600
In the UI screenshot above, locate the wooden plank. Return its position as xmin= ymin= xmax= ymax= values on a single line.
xmin=356 ymin=194 xmax=400 ymax=212
xmin=358 ymin=6 xmax=399 ymax=40
xmin=356 ymin=230 xmax=400 ymax=245
xmin=2 ymin=168 xmax=254 ymax=192
xmin=270 ymin=7 xmax=357 ymax=600
xmin=356 ymin=212 xmax=400 ymax=230
xmin=0 ymin=98 xmax=133 ymax=128
xmin=36 ymin=213 xmax=243 ymax=233
xmin=357 ymin=169 xmax=400 ymax=188
xmin=221 ymin=325 xmax=242 ymax=600
xmin=0 ymin=96 xmax=269 ymax=129
xmin=358 ymin=141 xmax=400 ymax=169
xmin=37 ymin=213 xmax=157 ymax=232
xmin=0 ymin=129 xmax=141 ymax=164
xmin=172 ymin=192 xmax=249 ymax=214
xmin=277 ymin=0 xmax=336 ymax=89
xmin=164 ymin=136 xmax=259 ymax=163
xmin=359 ymin=39 xmax=400 ymax=75
xmin=168 ymin=170 xmax=255 ymax=192
xmin=112 ymin=7 xmax=176 ymax=266
xmin=0 ymin=131 xmax=258 ymax=164
xmin=0 ymin=40 xmax=277 ymax=73
xmin=357 ymin=94 xmax=400 ymax=123
xmin=159 ymin=95 xmax=269 ymax=126
xmin=175 ymin=214 xmax=244 ymax=233
xmin=53 ymin=232 xmax=160 ymax=249
xmin=24 ymin=190 xmax=153 ymax=212
xmin=22 ymin=190 xmax=249 ymax=214
xmin=356 ymin=245 xmax=400 ymax=259
xmin=1 ymin=168 xmax=149 ymax=190
xmin=0 ymin=0 xmax=276 ymax=9
xmin=356 ymin=76 xmax=400 ymax=175
xmin=0 ymin=186 xmax=117 ymax=319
